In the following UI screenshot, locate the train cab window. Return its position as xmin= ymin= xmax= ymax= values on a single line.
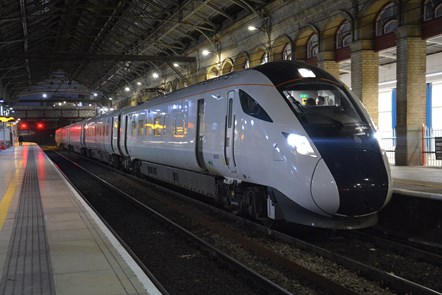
xmin=239 ymin=90 xmax=273 ymax=123
xmin=282 ymin=82 xmax=364 ymax=126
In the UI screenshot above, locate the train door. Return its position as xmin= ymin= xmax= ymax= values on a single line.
xmin=224 ymin=90 xmax=236 ymax=172
xmin=80 ymin=125 xmax=83 ymax=147
xmin=124 ymin=115 xmax=130 ymax=155
xmin=196 ymin=99 xmax=207 ymax=170
xmin=118 ymin=114 xmax=129 ymax=156
xmin=111 ymin=115 xmax=120 ymax=154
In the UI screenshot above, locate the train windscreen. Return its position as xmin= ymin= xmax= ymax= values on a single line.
xmin=282 ymin=82 xmax=366 ymax=127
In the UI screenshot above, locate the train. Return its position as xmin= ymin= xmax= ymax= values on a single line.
xmin=55 ymin=61 xmax=393 ymax=229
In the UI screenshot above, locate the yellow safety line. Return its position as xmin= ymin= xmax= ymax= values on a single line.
xmin=0 ymin=177 xmax=16 ymax=231
xmin=393 ymin=178 xmax=442 ymax=189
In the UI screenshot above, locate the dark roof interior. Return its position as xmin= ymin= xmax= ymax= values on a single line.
xmin=0 ymin=0 xmax=268 ymax=105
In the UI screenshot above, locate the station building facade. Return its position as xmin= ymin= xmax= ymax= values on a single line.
xmin=120 ymin=0 xmax=442 ymax=166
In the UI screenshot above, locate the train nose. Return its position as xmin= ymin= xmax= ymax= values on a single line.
xmin=311 ymin=149 xmax=390 ymax=216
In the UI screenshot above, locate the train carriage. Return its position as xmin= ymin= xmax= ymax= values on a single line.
xmin=56 ymin=61 xmax=393 ymax=229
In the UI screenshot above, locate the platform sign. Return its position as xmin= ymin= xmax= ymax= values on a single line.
xmin=436 ymin=137 xmax=442 ymax=160
xmin=0 ymin=116 xmax=14 ymax=122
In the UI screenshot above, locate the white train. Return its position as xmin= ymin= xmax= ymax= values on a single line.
xmin=56 ymin=61 xmax=393 ymax=229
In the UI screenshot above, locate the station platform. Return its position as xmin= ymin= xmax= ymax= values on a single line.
xmin=0 ymin=143 xmax=160 ymax=295
xmin=0 ymin=143 xmax=441 ymax=295
xmin=391 ymin=165 xmax=442 ymax=200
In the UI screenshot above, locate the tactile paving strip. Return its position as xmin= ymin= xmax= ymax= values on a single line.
xmin=0 ymin=150 xmax=55 ymax=295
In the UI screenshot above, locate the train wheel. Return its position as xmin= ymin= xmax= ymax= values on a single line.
xmin=243 ymin=187 xmax=256 ymax=216
xmin=244 ymin=187 xmax=266 ymax=219
xmin=261 ymin=218 xmax=275 ymax=228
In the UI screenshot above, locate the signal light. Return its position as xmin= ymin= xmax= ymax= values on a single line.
xmin=36 ymin=122 xmax=45 ymax=129
xmin=20 ymin=123 xmax=28 ymax=130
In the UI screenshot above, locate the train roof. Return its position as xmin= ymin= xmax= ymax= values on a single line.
xmin=253 ymin=60 xmax=339 ymax=90
xmin=56 ymin=61 xmax=343 ymax=130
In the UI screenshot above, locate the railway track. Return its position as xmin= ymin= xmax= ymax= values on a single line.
xmin=366 ymin=226 xmax=442 ymax=256
xmin=46 ymin=149 xmax=441 ymax=294
xmin=47 ymin=150 xmax=289 ymax=294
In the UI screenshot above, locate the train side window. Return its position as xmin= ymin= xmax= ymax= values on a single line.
xmin=145 ymin=118 xmax=152 ymax=135
xmin=154 ymin=117 xmax=162 ymax=136
xmin=174 ymin=113 xmax=186 ymax=137
xmin=239 ymin=90 xmax=273 ymax=122
xmin=131 ymin=120 xmax=136 ymax=136
xmin=137 ymin=119 xmax=144 ymax=136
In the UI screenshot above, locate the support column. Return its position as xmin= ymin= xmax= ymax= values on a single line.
xmin=395 ymin=27 xmax=427 ymax=166
xmin=317 ymin=51 xmax=340 ymax=80
xmin=350 ymin=40 xmax=379 ymax=126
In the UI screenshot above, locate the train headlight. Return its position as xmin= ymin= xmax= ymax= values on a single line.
xmin=284 ymin=133 xmax=316 ymax=157
xmin=373 ymin=132 xmax=381 ymax=141
xmin=373 ymin=132 xmax=385 ymax=151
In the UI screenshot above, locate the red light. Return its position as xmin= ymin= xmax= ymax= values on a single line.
xmin=20 ymin=123 xmax=28 ymax=129
xmin=36 ymin=122 xmax=45 ymax=129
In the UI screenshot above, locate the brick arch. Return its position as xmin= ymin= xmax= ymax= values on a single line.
xmin=221 ymin=58 xmax=234 ymax=74
xmin=294 ymin=25 xmax=319 ymax=60
xmin=271 ymin=35 xmax=292 ymax=61
xmin=359 ymin=0 xmax=397 ymax=41
xmin=321 ymin=11 xmax=353 ymax=52
xmin=206 ymin=66 xmax=219 ymax=80
xmin=250 ymin=47 xmax=267 ymax=67
xmin=234 ymin=51 xmax=250 ymax=71
xmin=165 ymin=81 xmax=173 ymax=93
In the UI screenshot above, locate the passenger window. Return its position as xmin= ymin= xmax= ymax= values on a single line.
xmin=239 ymin=90 xmax=273 ymax=122
xmin=145 ymin=118 xmax=152 ymax=135
xmin=174 ymin=113 xmax=186 ymax=137
xmin=154 ymin=117 xmax=162 ymax=136
xmin=138 ymin=119 xmax=144 ymax=136
xmin=131 ymin=120 xmax=136 ymax=136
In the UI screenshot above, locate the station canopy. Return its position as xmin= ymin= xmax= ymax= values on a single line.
xmin=0 ymin=0 xmax=269 ymax=106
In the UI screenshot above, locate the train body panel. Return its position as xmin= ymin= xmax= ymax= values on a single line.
xmin=68 ymin=123 xmax=83 ymax=151
xmin=55 ymin=128 xmax=62 ymax=146
xmin=56 ymin=61 xmax=393 ymax=229
xmin=122 ymin=98 xmax=201 ymax=170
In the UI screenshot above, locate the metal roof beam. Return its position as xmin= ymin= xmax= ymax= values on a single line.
xmin=1 ymin=53 xmax=196 ymax=63
xmin=205 ymin=3 xmax=234 ymax=21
